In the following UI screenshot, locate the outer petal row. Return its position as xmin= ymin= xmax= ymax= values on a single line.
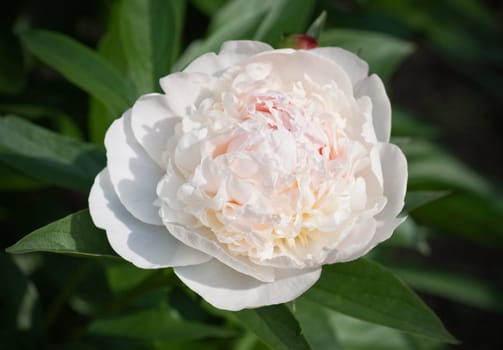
xmin=174 ymin=259 xmax=321 ymax=311
xmin=89 ymin=169 xmax=211 ymax=268
xmin=105 ymin=110 xmax=164 ymax=225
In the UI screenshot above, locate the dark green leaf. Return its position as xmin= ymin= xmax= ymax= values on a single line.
xmin=88 ymin=308 xmax=235 ymax=340
xmin=304 ymin=259 xmax=457 ymax=343
xmin=322 ymin=306 xmax=445 ymax=350
xmin=6 ymin=209 xmax=117 ymax=258
xmin=120 ymin=0 xmax=185 ymax=93
xmin=173 ymin=9 xmax=266 ymax=71
xmin=404 ymin=190 xmax=450 ymax=213
xmin=294 ymin=299 xmax=341 ymax=350
xmin=320 ymin=29 xmax=414 ymax=83
xmin=0 ymin=116 xmax=105 ymax=192
xmin=88 ymin=2 xmax=128 ymax=144
xmin=209 ymin=0 xmax=315 ymax=47
xmin=394 ymin=137 xmax=491 ymax=196
xmin=392 ymin=266 xmax=503 ymax=312
xmin=0 ymin=30 xmax=27 ymax=95
xmin=19 ymin=29 xmax=135 ymax=115
xmin=0 ymin=253 xmax=40 ymax=332
xmin=234 ymin=304 xmax=310 ymax=350
xmin=306 ymin=11 xmax=327 ymax=40
xmin=0 ymin=163 xmax=47 ymax=191
xmin=391 ymin=108 xmax=438 ymax=139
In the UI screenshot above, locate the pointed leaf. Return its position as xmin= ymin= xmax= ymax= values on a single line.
xmin=304 ymin=259 xmax=457 ymax=343
xmin=19 ymin=29 xmax=135 ymax=114
xmin=295 ymin=299 xmax=341 ymax=350
xmin=320 ymin=29 xmax=414 ymax=83
xmin=88 ymin=308 xmax=235 ymax=340
xmin=120 ymin=0 xmax=185 ymax=93
xmin=6 ymin=209 xmax=117 ymax=258
xmin=0 ymin=116 xmax=105 ymax=192
xmin=234 ymin=305 xmax=310 ymax=350
xmin=404 ymin=190 xmax=450 ymax=213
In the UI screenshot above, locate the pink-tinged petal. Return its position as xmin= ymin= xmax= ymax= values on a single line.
xmin=130 ymin=93 xmax=180 ymax=167
xmin=105 ymin=110 xmax=164 ymax=225
xmin=311 ymin=47 xmax=369 ymax=86
xmin=159 ymin=72 xmax=214 ymax=117
xmin=354 ymin=75 xmax=391 ymax=142
xmin=174 ymin=259 xmax=321 ymax=311
xmin=184 ymin=41 xmax=273 ymax=76
xmin=165 ymin=223 xmax=275 ymax=283
xmin=89 ymin=169 xmax=211 ymax=268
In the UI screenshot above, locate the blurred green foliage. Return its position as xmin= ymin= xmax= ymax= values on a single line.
xmin=1 ymin=0 xmax=502 ymax=349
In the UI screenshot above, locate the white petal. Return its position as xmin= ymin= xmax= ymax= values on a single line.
xmin=105 ymin=110 xmax=164 ymax=225
xmin=165 ymin=223 xmax=275 ymax=283
xmin=160 ymin=72 xmax=214 ymax=117
xmin=184 ymin=40 xmax=273 ymax=76
xmin=246 ymin=50 xmax=353 ymax=95
xmin=130 ymin=93 xmax=180 ymax=167
xmin=330 ymin=217 xmax=377 ymax=263
xmin=376 ymin=142 xmax=408 ymax=221
xmin=174 ymin=259 xmax=321 ymax=311
xmin=354 ymin=75 xmax=391 ymax=142
xmin=89 ymin=169 xmax=211 ymax=268
xmin=311 ymin=47 xmax=369 ymax=86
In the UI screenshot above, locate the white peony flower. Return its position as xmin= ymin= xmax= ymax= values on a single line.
xmin=89 ymin=41 xmax=407 ymax=311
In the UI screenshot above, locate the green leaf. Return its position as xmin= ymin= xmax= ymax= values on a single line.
xmin=253 ymin=0 xmax=315 ymax=46
xmin=0 ymin=163 xmax=47 ymax=191
xmin=173 ymin=9 xmax=266 ymax=71
xmin=120 ymin=0 xmax=185 ymax=93
xmin=403 ymin=190 xmax=450 ymax=213
xmin=391 ymin=108 xmax=438 ymax=139
xmin=190 ymin=0 xmax=229 ymax=16
xmin=0 ymin=103 xmax=84 ymax=140
xmin=384 ymin=218 xmax=431 ymax=255
xmin=0 ymin=30 xmax=27 ymax=95
xmin=322 ymin=306 xmax=445 ymax=350
xmin=294 ymin=299 xmax=341 ymax=350
xmin=88 ymin=2 xmax=128 ymax=144
xmin=19 ymin=29 xmax=135 ymax=115
xmin=88 ymin=308 xmax=235 ymax=340
xmin=320 ymin=29 xmax=414 ymax=83
xmin=304 ymin=259 xmax=457 ymax=343
xmin=0 ymin=116 xmax=105 ymax=192
xmin=234 ymin=305 xmax=310 ymax=350
xmin=392 ymin=266 xmax=503 ymax=312
xmin=209 ymin=0 xmax=315 ymax=46
xmin=0 ymin=253 xmax=40 ymax=332
xmin=6 ymin=209 xmax=117 ymax=258
xmin=305 ymin=11 xmax=327 ymax=40
xmin=394 ymin=137 xmax=491 ymax=196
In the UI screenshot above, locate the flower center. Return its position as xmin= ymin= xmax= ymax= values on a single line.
xmin=159 ymin=62 xmax=377 ymax=267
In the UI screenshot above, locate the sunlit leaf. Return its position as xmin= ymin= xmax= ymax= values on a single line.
xmin=173 ymin=9 xmax=265 ymax=71
xmin=234 ymin=305 xmax=310 ymax=350
xmin=320 ymin=29 xmax=414 ymax=83
xmin=6 ymin=210 xmax=117 ymax=258
xmin=120 ymin=0 xmax=185 ymax=93
xmin=294 ymin=299 xmax=341 ymax=350
xmin=0 ymin=116 xmax=105 ymax=192
xmin=19 ymin=29 xmax=135 ymax=115
xmin=304 ymin=259 xmax=457 ymax=343
xmin=404 ymin=190 xmax=450 ymax=214
xmin=88 ymin=308 xmax=235 ymax=340
xmin=392 ymin=266 xmax=503 ymax=312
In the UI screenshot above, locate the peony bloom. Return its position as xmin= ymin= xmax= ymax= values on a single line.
xmin=89 ymin=41 xmax=407 ymax=311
